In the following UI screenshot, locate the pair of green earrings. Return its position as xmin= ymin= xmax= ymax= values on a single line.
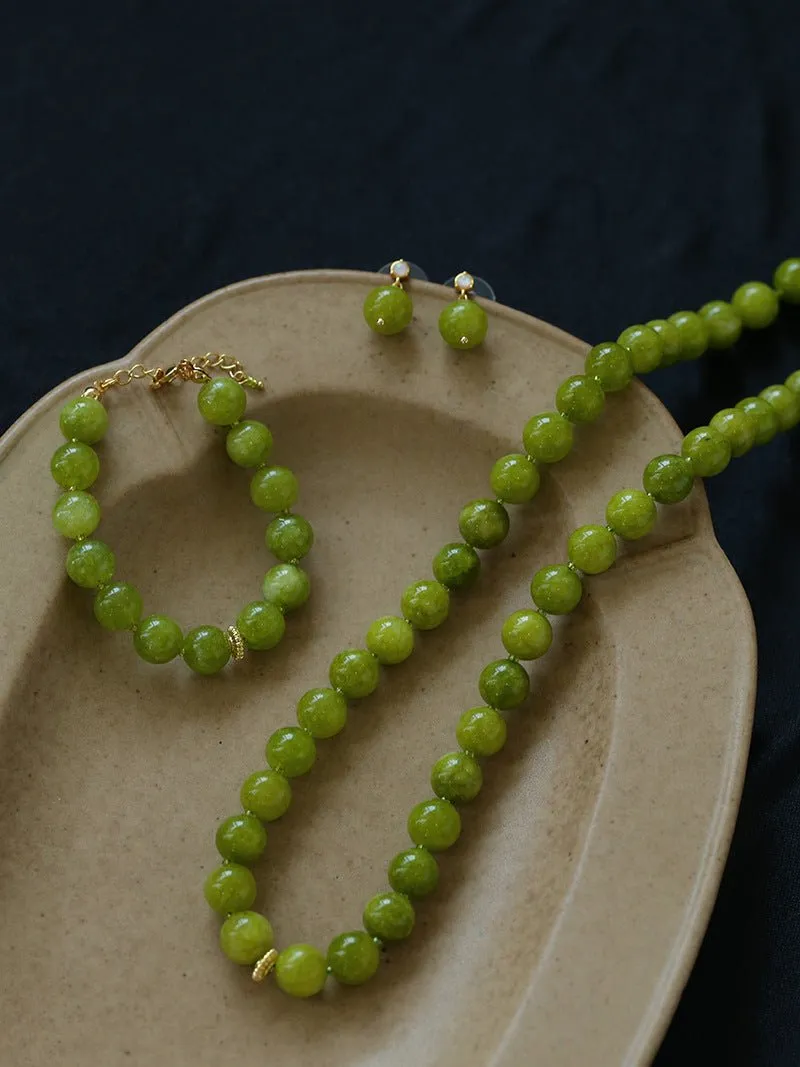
xmin=363 ymin=259 xmax=490 ymax=350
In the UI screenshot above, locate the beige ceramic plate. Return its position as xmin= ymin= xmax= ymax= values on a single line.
xmin=0 ymin=272 xmax=755 ymax=1067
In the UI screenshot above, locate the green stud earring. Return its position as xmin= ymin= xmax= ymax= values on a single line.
xmin=438 ymin=271 xmax=489 ymax=351
xmin=363 ymin=259 xmax=415 ymax=336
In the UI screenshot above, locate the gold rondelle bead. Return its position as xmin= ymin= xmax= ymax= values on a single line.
xmin=252 ymin=948 xmax=279 ymax=983
xmin=225 ymin=625 xmax=246 ymax=661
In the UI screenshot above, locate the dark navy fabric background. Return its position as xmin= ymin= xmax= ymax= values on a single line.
xmin=2 ymin=2 xmax=799 ymax=1063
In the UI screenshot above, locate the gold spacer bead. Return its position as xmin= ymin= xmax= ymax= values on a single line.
xmin=225 ymin=625 xmax=246 ymax=661
xmin=252 ymin=948 xmax=279 ymax=983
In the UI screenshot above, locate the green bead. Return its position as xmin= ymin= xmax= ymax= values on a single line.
xmin=329 ymin=648 xmax=380 ymax=698
xmin=760 ymin=384 xmax=800 ymax=431
xmin=668 ymin=311 xmax=709 ymax=360
xmin=93 ymin=582 xmax=143 ymax=631
xmin=197 ymin=378 xmax=247 ymax=426
xmin=401 ymin=579 xmax=450 ymax=629
xmin=455 ymin=706 xmax=507 ymax=757
xmin=501 ymin=609 xmax=553 ymax=659
xmin=431 ymin=751 xmax=482 ymax=803
xmin=59 ymin=396 xmax=108 ymax=444
xmin=785 ymin=370 xmax=800 ymax=395
xmin=65 ymin=539 xmax=115 ymax=588
xmin=555 ymin=374 xmax=606 ymax=423
xmin=681 ymin=426 xmax=731 ymax=477
xmin=220 ymin=911 xmax=274 ymax=966
xmin=606 ymin=489 xmax=657 ymax=540
xmin=50 ymin=442 xmax=100 ymax=490
xmin=296 ymin=687 xmax=348 ymax=739
xmin=388 ymin=848 xmax=440 ymax=897
xmin=458 ymin=499 xmax=510 ymax=549
xmin=408 ymin=798 xmax=461 ymax=851
xmin=490 ymin=453 xmax=540 ymax=504
xmin=203 ymin=863 xmax=257 ymax=914
xmin=584 ymin=342 xmax=633 ymax=392
xmin=478 ymin=658 xmax=530 ymax=709
xmin=774 ymin=258 xmax=800 ymax=304
xmin=249 ymin=466 xmax=299 ymax=512
xmin=731 ymin=281 xmax=779 ymax=329
xmin=52 ymin=490 xmax=101 ymax=539
xmin=225 ymin=420 xmax=273 ymax=468
xmin=266 ymin=514 xmax=314 ymax=562
xmin=327 ymin=931 xmax=380 ymax=986
xmin=709 ymin=408 xmax=757 ymax=458
xmin=530 ymin=564 xmax=583 ymax=614
xmin=735 ymin=397 xmax=779 ymax=446
xmin=645 ymin=319 xmax=682 ymax=367
xmin=262 ymin=563 xmax=310 ymax=612
xmin=522 ymin=411 xmax=574 ymax=463
xmin=438 ymin=299 xmax=488 ymax=350
xmin=363 ymin=891 xmax=415 ymax=940
xmin=182 ymin=625 xmax=231 ymax=674
xmin=363 ymin=285 xmax=413 ymax=335
xmin=617 ymin=324 xmax=663 ymax=373
xmin=567 ymin=525 xmax=617 ymax=574
xmin=133 ymin=615 xmax=183 ymax=664
xmin=432 ymin=542 xmax=481 ymax=589
xmin=698 ymin=300 xmax=742 ymax=349
xmin=215 ymin=813 xmax=267 ymax=865
xmin=274 ymin=944 xmax=327 ymax=998
xmin=265 ymin=726 xmax=316 ymax=777
xmin=240 ymin=769 xmax=292 ymax=822
xmin=236 ymin=600 xmax=286 ymax=651
xmin=366 ymin=616 xmax=414 ymax=665
xmin=642 ymin=454 xmax=694 ymax=504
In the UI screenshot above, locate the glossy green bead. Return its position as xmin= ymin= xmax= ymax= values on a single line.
xmin=363 ymin=285 xmax=413 ymax=335
xmin=555 ymin=374 xmax=605 ymax=423
xmin=606 ymin=489 xmax=657 ymax=540
xmin=266 ymin=726 xmax=316 ymax=777
xmin=438 ymin=298 xmax=488 ymax=350
xmin=710 ymin=408 xmax=757 ymax=458
xmin=225 ymin=420 xmax=273 ymax=468
xmin=220 ymin=911 xmax=274 ymax=966
xmin=236 ymin=600 xmax=286 ymax=651
xmin=52 ymin=491 xmax=101 ymax=539
xmin=774 ymin=258 xmax=800 ymax=304
xmin=731 ymin=281 xmax=779 ymax=329
xmin=363 ymin=891 xmax=415 ymax=941
xmin=65 ymin=539 xmax=115 ymax=588
xmin=522 ymin=411 xmax=574 ymax=463
xmin=296 ymin=687 xmax=348 ymax=739
xmin=327 ymin=931 xmax=380 ymax=986
xmin=266 ymin=513 xmax=314 ymax=562
xmin=455 ymin=706 xmax=507 ymax=757
xmin=59 ymin=396 xmax=108 ymax=444
xmin=401 ymin=579 xmax=450 ymax=629
xmin=240 ymin=769 xmax=292 ymax=822
xmin=668 ymin=311 xmax=709 ymax=360
xmin=408 ymin=798 xmax=461 ymax=851
xmin=215 ymin=813 xmax=267 ymax=865
xmin=785 ymin=370 xmax=800 ymax=395
xmin=388 ymin=848 xmax=440 ymax=897
xmin=93 ymin=582 xmax=143 ymax=631
xmin=431 ymin=751 xmax=482 ymax=804
xmin=432 ymin=542 xmax=481 ymax=589
xmin=329 ymin=648 xmax=380 ymax=698
xmin=584 ymin=342 xmax=633 ymax=392
xmin=197 ymin=377 xmax=247 ymax=426
xmin=478 ymin=658 xmax=530 ymax=709
xmin=698 ymin=300 xmax=742 ymax=349
xmin=501 ymin=609 xmax=553 ymax=658
xmin=262 ymin=563 xmax=310 ymax=612
xmin=275 ymin=944 xmax=327 ymax=998
xmin=530 ymin=564 xmax=582 ymax=615
xmin=458 ymin=499 xmax=509 ymax=549
xmin=203 ymin=863 xmax=257 ymax=914
xmin=617 ymin=324 xmax=663 ymax=373
xmin=567 ymin=525 xmax=617 ymax=574
xmin=735 ymin=397 xmax=779 ymax=446
xmin=249 ymin=466 xmax=299 ymax=512
xmin=490 ymin=453 xmax=540 ymax=504
xmin=760 ymin=384 xmax=800 ymax=431
xmin=366 ymin=615 xmax=414 ymax=665
xmin=133 ymin=615 xmax=183 ymax=663
xmin=681 ymin=427 xmax=731 ymax=477
xmin=645 ymin=319 xmax=682 ymax=367
xmin=642 ymin=454 xmax=694 ymax=504
xmin=51 ymin=442 xmax=100 ymax=490
xmin=182 ymin=625 xmax=230 ymax=674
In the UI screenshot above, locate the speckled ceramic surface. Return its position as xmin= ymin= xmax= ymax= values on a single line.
xmin=0 ymin=271 xmax=755 ymax=1067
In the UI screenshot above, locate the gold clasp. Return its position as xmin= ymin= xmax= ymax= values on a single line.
xmin=82 ymin=353 xmax=264 ymax=401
